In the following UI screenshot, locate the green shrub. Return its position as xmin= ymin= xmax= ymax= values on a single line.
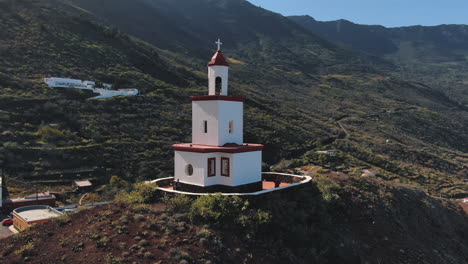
xmin=114 ymin=182 xmax=158 ymax=204
xmin=314 ymin=176 xmax=341 ymax=201
xmin=36 ymin=126 xmax=67 ymax=143
xmin=134 ymin=214 xmax=146 ymax=222
xmin=105 ymin=254 xmax=124 ymax=264
xmin=110 ymin=175 xmax=129 ymax=188
xmin=14 ymin=242 xmax=36 ymax=257
xmin=1 ymin=244 xmax=14 ymax=256
xmin=96 ymin=236 xmax=111 ymax=248
xmin=190 ymin=194 xmax=246 ymax=225
xmin=72 ymin=242 xmax=85 ymax=252
xmin=129 ymin=204 xmax=152 ymax=213
xmin=163 ymin=194 xmax=193 ymax=213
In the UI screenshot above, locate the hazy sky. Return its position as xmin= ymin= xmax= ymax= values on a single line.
xmin=247 ymin=0 xmax=468 ymax=27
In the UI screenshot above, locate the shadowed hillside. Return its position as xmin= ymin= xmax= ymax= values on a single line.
xmin=0 ymin=0 xmax=466 ymax=199
xmin=1 ymin=177 xmax=467 ymax=263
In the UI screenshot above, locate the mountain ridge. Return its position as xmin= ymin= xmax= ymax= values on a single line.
xmin=289 ymin=15 xmax=468 ymax=106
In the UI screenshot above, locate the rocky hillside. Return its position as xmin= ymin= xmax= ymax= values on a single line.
xmin=1 ymin=177 xmax=467 ymax=263
xmin=0 ymin=0 xmax=466 ymax=199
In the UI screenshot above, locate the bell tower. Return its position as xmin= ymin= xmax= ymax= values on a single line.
xmin=208 ymin=39 xmax=229 ymax=96
xmin=172 ymin=39 xmax=264 ymax=193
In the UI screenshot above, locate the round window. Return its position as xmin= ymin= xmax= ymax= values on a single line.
xmin=185 ymin=164 xmax=193 ymax=176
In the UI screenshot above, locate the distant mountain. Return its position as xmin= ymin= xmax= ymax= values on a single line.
xmin=70 ymin=0 xmax=358 ymax=74
xmin=289 ymin=16 xmax=398 ymax=55
xmin=290 ymin=15 xmax=468 ymax=105
xmin=290 ymin=15 xmax=468 ymax=60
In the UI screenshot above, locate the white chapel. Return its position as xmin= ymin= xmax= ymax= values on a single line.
xmin=172 ymin=40 xmax=264 ymax=192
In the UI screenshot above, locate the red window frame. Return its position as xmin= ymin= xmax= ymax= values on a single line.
xmin=221 ymin=157 xmax=230 ymax=177
xmin=207 ymin=158 xmax=216 ymax=177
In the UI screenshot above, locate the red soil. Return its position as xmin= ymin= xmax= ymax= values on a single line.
xmin=0 ymin=203 xmax=246 ymax=264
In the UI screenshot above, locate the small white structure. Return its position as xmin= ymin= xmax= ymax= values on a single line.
xmin=44 ymin=77 xmax=138 ymax=99
xmin=172 ymin=41 xmax=264 ymax=192
xmin=13 ymin=205 xmax=63 ymax=230
xmin=44 ymin=77 xmax=90 ymax=89
xmin=316 ymin=150 xmax=336 ymax=157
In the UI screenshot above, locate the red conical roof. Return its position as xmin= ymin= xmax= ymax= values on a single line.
xmin=208 ymin=50 xmax=229 ymax=67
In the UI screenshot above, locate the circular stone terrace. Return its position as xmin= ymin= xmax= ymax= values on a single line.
xmin=150 ymin=172 xmax=312 ymax=196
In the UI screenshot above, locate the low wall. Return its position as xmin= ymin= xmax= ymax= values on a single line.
xmin=1 ymin=197 xmax=56 ymax=213
xmin=13 ymin=205 xmax=63 ymax=231
xmin=262 ymin=172 xmax=306 ymax=183
xmin=150 ymin=172 xmax=312 ymax=196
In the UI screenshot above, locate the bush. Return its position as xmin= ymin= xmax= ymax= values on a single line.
xmin=163 ymin=194 xmax=193 ymax=213
xmin=110 ymin=175 xmax=129 ymax=188
xmin=36 ymin=126 xmax=67 ymax=143
xmin=105 ymin=254 xmax=124 ymax=264
xmin=114 ymin=182 xmax=158 ymax=204
xmin=190 ymin=194 xmax=246 ymax=225
xmin=134 ymin=214 xmax=146 ymax=222
xmin=96 ymin=236 xmax=111 ymax=248
xmin=14 ymin=242 xmax=36 ymax=257
xmin=314 ymin=176 xmax=341 ymax=201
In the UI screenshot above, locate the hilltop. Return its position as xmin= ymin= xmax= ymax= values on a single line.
xmin=0 ymin=0 xmax=466 ymax=198
xmin=1 ymin=177 xmax=467 ymax=263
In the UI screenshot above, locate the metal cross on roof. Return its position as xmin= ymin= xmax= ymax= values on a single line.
xmin=215 ymin=38 xmax=222 ymax=51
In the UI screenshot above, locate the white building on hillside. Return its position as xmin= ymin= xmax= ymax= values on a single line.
xmin=172 ymin=40 xmax=264 ymax=193
xmin=44 ymin=77 xmax=138 ymax=99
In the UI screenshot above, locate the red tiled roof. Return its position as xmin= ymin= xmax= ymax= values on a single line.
xmin=173 ymin=143 xmax=264 ymax=153
xmin=208 ymin=50 xmax=229 ymax=67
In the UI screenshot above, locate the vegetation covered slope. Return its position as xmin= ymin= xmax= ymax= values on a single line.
xmin=0 ymin=0 xmax=466 ymax=198
xmin=1 ymin=178 xmax=467 ymax=263
xmin=289 ymin=15 xmax=468 ymax=106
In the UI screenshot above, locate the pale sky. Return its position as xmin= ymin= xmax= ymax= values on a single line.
xmin=247 ymin=0 xmax=468 ymax=27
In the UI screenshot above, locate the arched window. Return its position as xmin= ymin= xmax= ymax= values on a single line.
xmin=215 ymin=77 xmax=222 ymax=95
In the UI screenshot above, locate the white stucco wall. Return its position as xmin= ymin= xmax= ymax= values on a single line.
xmin=192 ymin=101 xmax=243 ymax=146
xmin=175 ymin=150 xmax=262 ymax=187
xmin=218 ymin=101 xmax=243 ymax=145
xmin=174 ymin=151 xmax=209 ymax=186
xmin=203 ymin=153 xmax=233 ymax=187
xmin=208 ymin=66 xmax=229 ymax=95
xmin=231 ymin=151 xmax=262 ymax=185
